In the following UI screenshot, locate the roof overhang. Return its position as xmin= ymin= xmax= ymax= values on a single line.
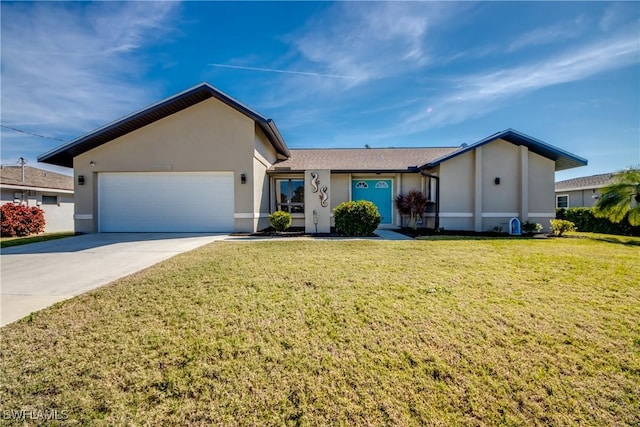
xmin=0 ymin=183 xmax=74 ymax=194
xmin=555 ymin=184 xmax=608 ymax=192
xmin=38 ymin=83 xmax=290 ymax=167
xmin=267 ymin=168 xmax=420 ymax=174
xmin=420 ymin=129 xmax=588 ymax=172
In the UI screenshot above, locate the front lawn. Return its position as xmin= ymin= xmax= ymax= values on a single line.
xmin=0 ymin=231 xmax=75 ymax=248
xmin=0 ymin=239 xmax=638 ymax=425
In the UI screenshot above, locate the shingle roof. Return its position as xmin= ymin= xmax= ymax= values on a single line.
xmin=555 ymin=172 xmax=616 ymax=191
xmin=421 ymin=129 xmax=588 ymax=172
xmin=268 ymin=147 xmax=461 ymax=172
xmin=38 ymin=83 xmax=290 ymax=168
xmin=0 ymin=166 xmax=74 ymax=191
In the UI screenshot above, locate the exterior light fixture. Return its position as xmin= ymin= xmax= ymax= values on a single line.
xmin=78 ymin=175 xmax=85 ymax=185
xmin=240 ymin=173 xmax=247 ymax=184
xmin=494 ymin=177 xmax=501 ymax=185
xmin=90 ymin=161 xmax=96 ymax=167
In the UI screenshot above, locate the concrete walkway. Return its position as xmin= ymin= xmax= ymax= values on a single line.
xmin=1 ymin=233 xmax=229 ymax=327
xmin=374 ymin=229 xmax=414 ymax=240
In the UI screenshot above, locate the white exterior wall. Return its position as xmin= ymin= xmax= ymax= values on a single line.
xmin=1 ymin=188 xmax=74 ymax=232
xmin=73 ymin=98 xmax=268 ymax=233
xmin=431 ymin=139 xmax=557 ymax=232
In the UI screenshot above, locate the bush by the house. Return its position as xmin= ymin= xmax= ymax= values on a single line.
xmin=550 ymin=219 xmax=576 ymax=237
xmin=1 ymin=203 xmax=46 ymax=237
xmin=334 ymin=200 xmax=381 ymax=236
xmin=521 ymin=221 xmax=543 ymax=235
xmin=556 ymin=207 xmax=640 ymax=236
xmin=395 ymin=190 xmax=430 ymax=229
xmin=269 ymin=211 xmax=292 ymax=232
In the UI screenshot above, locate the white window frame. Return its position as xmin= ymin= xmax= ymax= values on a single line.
xmin=42 ymin=194 xmax=58 ymax=206
xmin=556 ymin=194 xmax=569 ymax=208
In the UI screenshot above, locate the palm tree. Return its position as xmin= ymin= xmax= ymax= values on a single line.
xmin=593 ymin=167 xmax=640 ymax=226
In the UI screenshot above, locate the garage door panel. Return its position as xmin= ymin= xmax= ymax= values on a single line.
xmin=99 ymin=172 xmax=234 ymax=232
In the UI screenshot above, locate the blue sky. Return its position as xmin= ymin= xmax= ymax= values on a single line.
xmin=1 ymin=1 xmax=638 ymax=180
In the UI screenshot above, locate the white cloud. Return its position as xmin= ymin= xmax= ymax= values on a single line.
xmin=288 ymin=2 xmax=456 ymax=86
xmin=403 ymin=31 xmax=640 ymax=131
xmin=506 ymin=18 xmax=585 ymax=52
xmin=0 ymin=2 xmax=180 ymax=147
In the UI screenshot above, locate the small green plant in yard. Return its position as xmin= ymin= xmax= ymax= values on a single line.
xmin=522 ymin=220 xmax=543 ymax=234
xmin=488 ymin=225 xmax=504 ymax=233
xmin=550 ymin=219 xmax=576 ymax=236
xmin=269 ymin=210 xmax=291 ymax=232
xmin=334 ymin=200 xmax=381 ymax=235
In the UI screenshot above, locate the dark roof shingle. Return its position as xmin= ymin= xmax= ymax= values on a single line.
xmin=0 ymin=166 xmax=74 ymax=191
xmin=269 ymin=147 xmax=460 ymax=172
xmin=555 ymin=173 xmax=616 ymax=191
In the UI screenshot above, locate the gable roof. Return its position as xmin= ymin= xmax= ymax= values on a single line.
xmin=421 ymin=128 xmax=587 ymax=172
xmin=38 ymin=83 xmax=290 ymax=168
xmin=0 ymin=165 xmax=74 ymax=192
xmin=269 ymin=147 xmax=460 ymax=173
xmin=555 ymin=172 xmax=616 ymax=192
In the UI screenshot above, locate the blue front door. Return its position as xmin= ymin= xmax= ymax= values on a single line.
xmin=351 ymin=179 xmax=393 ymax=224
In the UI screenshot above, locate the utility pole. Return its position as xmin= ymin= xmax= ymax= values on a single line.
xmin=18 ymin=157 xmax=27 ymax=182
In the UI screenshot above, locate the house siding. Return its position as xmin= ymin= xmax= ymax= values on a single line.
xmin=528 ymin=151 xmax=556 ymax=230
xmin=432 ymin=139 xmax=555 ymax=232
xmin=253 ymin=128 xmax=279 ymax=230
xmin=74 ymin=97 xmax=260 ymax=233
xmin=558 ymin=190 xmax=601 ymax=208
xmin=436 ymin=150 xmax=475 ymax=231
xmin=1 ymin=189 xmax=74 ymax=232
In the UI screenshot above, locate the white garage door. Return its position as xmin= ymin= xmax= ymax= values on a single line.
xmin=98 ymin=172 xmax=234 ymax=232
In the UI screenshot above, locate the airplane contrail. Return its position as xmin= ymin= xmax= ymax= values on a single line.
xmin=209 ymin=63 xmax=356 ymax=79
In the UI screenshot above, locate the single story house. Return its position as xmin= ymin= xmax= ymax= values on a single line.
xmin=555 ymin=173 xmax=615 ymax=208
xmin=38 ymin=83 xmax=587 ymax=234
xmin=0 ymin=165 xmax=74 ymax=232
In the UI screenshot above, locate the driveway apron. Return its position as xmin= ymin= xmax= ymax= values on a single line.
xmin=0 ymin=233 xmax=227 ymax=327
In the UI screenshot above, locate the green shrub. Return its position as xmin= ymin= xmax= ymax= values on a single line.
xmin=269 ymin=211 xmax=291 ymax=232
xmin=334 ymin=200 xmax=381 ymax=236
xmin=550 ymin=219 xmax=576 ymax=237
xmin=556 ymin=207 xmax=639 ymax=236
xmin=522 ymin=221 xmax=543 ymax=234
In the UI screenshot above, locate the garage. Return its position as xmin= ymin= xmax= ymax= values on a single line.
xmin=98 ymin=172 xmax=234 ymax=232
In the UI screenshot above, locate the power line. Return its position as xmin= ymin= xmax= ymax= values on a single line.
xmin=0 ymin=124 xmax=65 ymax=142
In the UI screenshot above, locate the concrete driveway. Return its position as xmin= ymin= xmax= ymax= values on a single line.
xmin=1 ymin=233 xmax=229 ymax=327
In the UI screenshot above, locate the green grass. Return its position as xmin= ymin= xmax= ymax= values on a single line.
xmin=0 ymin=231 xmax=74 ymax=248
xmin=1 ymin=239 xmax=638 ymax=425
xmin=565 ymin=231 xmax=640 ymax=246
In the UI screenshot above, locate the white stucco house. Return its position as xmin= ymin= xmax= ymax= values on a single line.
xmin=38 ymin=83 xmax=587 ymax=234
xmin=0 ymin=165 xmax=74 ymax=232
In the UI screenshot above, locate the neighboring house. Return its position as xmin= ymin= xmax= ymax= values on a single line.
xmin=38 ymin=83 xmax=587 ymax=234
xmin=0 ymin=165 xmax=74 ymax=232
xmin=554 ymin=173 xmax=616 ymax=208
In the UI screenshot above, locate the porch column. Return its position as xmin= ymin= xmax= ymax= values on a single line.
xmin=304 ymin=169 xmax=331 ymax=233
xmin=519 ymin=145 xmax=529 ymax=222
xmin=474 ymin=146 xmax=483 ymax=232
